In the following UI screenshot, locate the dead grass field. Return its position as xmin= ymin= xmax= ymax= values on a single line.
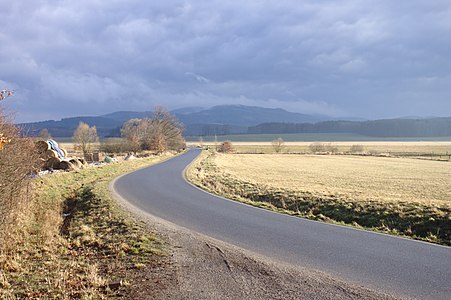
xmin=214 ymin=154 xmax=451 ymax=206
xmin=187 ymin=151 xmax=451 ymax=245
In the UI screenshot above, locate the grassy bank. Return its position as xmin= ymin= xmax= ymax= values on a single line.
xmin=1 ymin=154 xmax=173 ymax=299
xmin=186 ymin=151 xmax=450 ymax=246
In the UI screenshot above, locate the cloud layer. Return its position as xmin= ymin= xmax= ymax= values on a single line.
xmin=1 ymin=0 xmax=450 ymax=121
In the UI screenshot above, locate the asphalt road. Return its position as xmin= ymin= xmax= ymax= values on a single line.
xmin=113 ymin=149 xmax=451 ymax=299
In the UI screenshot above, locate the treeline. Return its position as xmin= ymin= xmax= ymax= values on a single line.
xmin=248 ymin=118 xmax=451 ymax=137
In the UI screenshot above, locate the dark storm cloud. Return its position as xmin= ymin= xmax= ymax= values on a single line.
xmin=0 ymin=0 xmax=450 ymax=122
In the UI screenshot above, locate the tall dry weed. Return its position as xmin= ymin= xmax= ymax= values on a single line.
xmin=0 ymin=109 xmax=38 ymax=246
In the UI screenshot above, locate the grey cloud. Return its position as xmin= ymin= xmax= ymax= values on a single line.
xmin=0 ymin=0 xmax=450 ymax=122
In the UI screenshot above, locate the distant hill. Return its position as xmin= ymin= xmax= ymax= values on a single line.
xmin=19 ymin=105 xmax=325 ymax=137
xmin=248 ymin=118 xmax=451 ymax=137
xmin=177 ymin=105 xmax=323 ymax=127
xmin=100 ymin=111 xmax=152 ymax=123
xmin=20 ymin=105 xmax=449 ymax=139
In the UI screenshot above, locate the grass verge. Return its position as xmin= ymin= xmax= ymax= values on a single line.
xmin=1 ymin=153 xmax=174 ymax=299
xmin=186 ymin=151 xmax=450 ymax=246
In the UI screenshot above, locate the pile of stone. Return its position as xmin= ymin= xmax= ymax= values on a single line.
xmin=36 ymin=139 xmax=87 ymax=171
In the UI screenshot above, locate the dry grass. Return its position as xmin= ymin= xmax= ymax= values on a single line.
xmin=187 ymin=151 xmax=451 ymax=245
xmin=0 ymin=153 xmax=174 ymax=299
xmin=214 ymin=154 xmax=451 ymax=206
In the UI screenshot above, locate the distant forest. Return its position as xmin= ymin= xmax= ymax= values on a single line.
xmin=248 ymin=118 xmax=451 ymax=137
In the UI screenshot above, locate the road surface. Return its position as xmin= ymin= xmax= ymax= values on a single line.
xmin=113 ymin=149 xmax=451 ymax=299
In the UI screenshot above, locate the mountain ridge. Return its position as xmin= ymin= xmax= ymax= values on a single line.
xmin=18 ymin=105 xmax=451 ymax=138
xmin=19 ymin=105 xmax=325 ymax=137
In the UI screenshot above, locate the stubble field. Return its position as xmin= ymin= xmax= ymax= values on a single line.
xmin=213 ymin=154 xmax=451 ymax=206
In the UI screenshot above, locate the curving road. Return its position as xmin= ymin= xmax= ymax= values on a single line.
xmin=113 ymin=149 xmax=451 ymax=299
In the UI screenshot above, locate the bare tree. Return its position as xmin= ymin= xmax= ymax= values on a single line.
xmin=121 ymin=107 xmax=185 ymax=153
xmin=38 ymin=128 xmax=52 ymax=140
xmin=149 ymin=106 xmax=185 ymax=151
xmin=271 ymin=137 xmax=285 ymax=153
xmin=121 ymin=118 xmax=144 ymax=149
xmin=73 ymin=122 xmax=98 ymax=155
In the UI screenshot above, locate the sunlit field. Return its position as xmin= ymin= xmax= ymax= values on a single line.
xmin=213 ymin=154 xmax=451 ymax=205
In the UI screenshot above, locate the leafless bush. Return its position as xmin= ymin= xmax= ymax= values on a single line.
xmin=324 ymin=143 xmax=338 ymax=153
xmin=218 ymin=141 xmax=234 ymax=153
xmin=0 ymin=109 xmax=38 ymax=240
xmin=309 ymin=142 xmax=338 ymax=154
xmin=271 ymin=137 xmax=285 ymax=153
xmin=309 ymin=142 xmax=325 ymax=153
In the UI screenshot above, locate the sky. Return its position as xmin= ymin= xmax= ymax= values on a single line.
xmin=1 ymin=0 xmax=450 ymax=122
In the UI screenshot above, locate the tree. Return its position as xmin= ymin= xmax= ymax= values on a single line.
xmin=121 ymin=107 xmax=185 ymax=153
xmin=73 ymin=122 xmax=98 ymax=155
xmin=38 ymin=128 xmax=52 ymax=140
xmin=271 ymin=137 xmax=285 ymax=153
xmin=149 ymin=106 xmax=185 ymax=152
xmin=121 ymin=118 xmax=144 ymax=149
xmin=218 ymin=141 xmax=233 ymax=153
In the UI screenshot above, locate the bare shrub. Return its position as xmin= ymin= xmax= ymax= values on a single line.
xmin=0 ymin=109 xmax=38 ymax=241
xmin=309 ymin=142 xmax=325 ymax=153
xmin=310 ymin=142 xmax=338 ymax=154
xmin=218 ymin=141 xmax=234 ymax=153
xmin=271 ymin=137 xmax=285 ymax=153
xmin=350 ymin=144 xmax=364 ymax=153
xmin=324 ymin=143 xmax=338 ymax=153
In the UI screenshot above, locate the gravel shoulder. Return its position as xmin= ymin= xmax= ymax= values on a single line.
xmin=112 ymin=181 xmax=402 ymax=300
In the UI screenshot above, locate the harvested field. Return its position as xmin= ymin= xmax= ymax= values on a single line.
xmin=187 ymin=151 xmax=451 ymax=245
xmin=214 ymin=154 xmax=451 ymax=205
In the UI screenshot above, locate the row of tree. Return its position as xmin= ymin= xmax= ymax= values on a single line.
xmin=248 ymin=118 xmax=451 ymax=137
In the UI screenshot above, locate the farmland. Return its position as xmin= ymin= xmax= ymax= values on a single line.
xmin=187 ymin=145 xmax=451 ymax=245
